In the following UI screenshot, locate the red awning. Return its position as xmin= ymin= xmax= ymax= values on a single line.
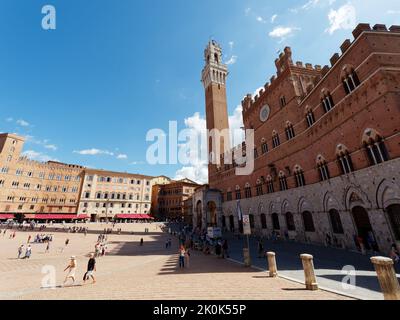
xmin=77 ymin=215 xmax=89 ymax=219
xmin=0 ymin=214 xmax=15 ymax=220
xmin=140 ymin=214 xmax=154 ymax=219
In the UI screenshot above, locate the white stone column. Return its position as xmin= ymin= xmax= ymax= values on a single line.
xmin=267 ymin=252 xmax=278 ymax=277
xmin=371 ymin=256 xmax=400 ymax=300
xmin=300 ymin=254 xmax=319 ymax=290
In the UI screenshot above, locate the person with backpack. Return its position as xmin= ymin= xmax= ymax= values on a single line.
xmin=83 ymin=253 xmax=97 ymax=285
xmin=17 ymin=244 xmax=24 ymax=259
xmin=178 ymin=245 xmax=186 ymax=269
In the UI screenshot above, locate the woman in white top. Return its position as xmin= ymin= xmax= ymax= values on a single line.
xmin=63 ymin=256 xmax=77 ymax=285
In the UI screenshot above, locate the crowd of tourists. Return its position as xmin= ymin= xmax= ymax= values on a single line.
xmin=94 ymin=234 xmax=108 ymax=257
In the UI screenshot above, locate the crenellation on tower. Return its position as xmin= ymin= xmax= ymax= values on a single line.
xmin=201 ymin=40 xmax=228 ymax=89
xmin=389 ymin=25 xmax=400 ymax=32
xmin=373 ymin=24 xmax=387 ymax=31
xmin=352 ymin=23 xmax=372 ymax=39
xmin=340 ymin=39 xmax=352 ymax=54
xmin=330 ymin=53 xmax=340 ymax=66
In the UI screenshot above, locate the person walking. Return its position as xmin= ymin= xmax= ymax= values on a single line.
xmin=185 ymin=248 xmax=190 ymax=268
xmin=63 ymin=256 xmax=77 ymax=286
xmin=140 ymin=238 xmax=144 ymax=246
xmin=178 ymin=246 xmax=186 ymax=269
xmin=390 ymin=244 xmax=400 ymax=263
xmin=23 ymin=245 xmax=32 ymax=259
xmin=17 ymin=245 xmax=24 ymax=259
xmin=257 ymin=239 xmax=264 ymax=258
xmin=83 ymin=254 xmax=96 ymax=285
xmin=215 ymin=241 xmax=222 ymax=258
xmin=45 ymin=241 xmax=50 ymax=253
xmin=222 ymin=240 xmax=229 ymax=259
xmin=61 ymin=238 xmax=70 ymax=253
xmin=27 ymin=235 xmax=31 ymax=244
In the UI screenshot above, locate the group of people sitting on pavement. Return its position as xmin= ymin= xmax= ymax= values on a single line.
xmin=67 ymin=226 xmax=89 ymax=234
xmin=33 ymin=234 xmax=53 ymax=243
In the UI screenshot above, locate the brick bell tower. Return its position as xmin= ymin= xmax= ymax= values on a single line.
xmin=201 ymin=40 xmax=231 ymax=180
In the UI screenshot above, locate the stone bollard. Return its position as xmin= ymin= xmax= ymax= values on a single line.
xmin=267 ymin=252 xmax=278 ymax=277
xmin=371 ymin=256 xmax=400 ymax=300
xmin=300 ymin=254 xmax=319 ymax=291
xmin=243 ymin=248 xmax=251 ymax=267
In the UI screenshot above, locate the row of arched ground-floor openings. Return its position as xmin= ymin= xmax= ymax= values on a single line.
xmin=218 ymin=204 xmax=400 ymax=254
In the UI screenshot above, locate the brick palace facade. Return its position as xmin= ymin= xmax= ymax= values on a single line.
xmin=192 ymin=23 xmax=400 ymax=255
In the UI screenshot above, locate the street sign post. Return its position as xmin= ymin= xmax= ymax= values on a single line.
xmin=242 ymin=215 xmax=251 ymax=235
xmin=240 ymin=208 xmax=252 ymax=267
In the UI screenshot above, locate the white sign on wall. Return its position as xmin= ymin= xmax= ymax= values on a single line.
xmin=242 ymin=215 xmax=251 ymax=235
xmin=207 ymin=227 xmax=222 ymax=239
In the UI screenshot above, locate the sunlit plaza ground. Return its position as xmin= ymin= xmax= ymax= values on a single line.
xmin=0 ymin=222 xmax=350 ymax=300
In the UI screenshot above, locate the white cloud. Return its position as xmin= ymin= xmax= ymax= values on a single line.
xmin=291 ymin=0 xmax=336 ymax=13
xmin=16 ymin=119 xmax=30 ymax=127
xmin=326 ymin=3 xmax=356 ymax=34
xmin=117 ymin=154 xmax=128 ymax=160
xmin=23 ymin=135 xmax=57 ymax=151
xmin=269 ymin=26 xmax=300 ymax=41
xmin=44 ymin=144 xmax=57 ymax=151
xmin=22 ymin=150 xmax=58 ymax=162
xmin=387 ymin=10 xmax=400 ymax=14
xmin=229 ymin=105 xmax=245 ymax=148
xmin=5 ymin=117 xmax=13 ymax=122
xmin=225 ymin=55 xmax=238 ymax=65
xmin=302 ymin=0 xmax=320 ymax=10
xmin=256 ymin=16 xmax=267 ymax=24
xmin=271 ymin=14 xmax=278 ymax=23
xmin=175 ymin=164 xmax=208 ymax=185
xmin=245 ymin=8 xmax=251 ymax=16
xmin=130 ymin=161 xmax=145 ymax=165
xmin=73 ymin=149 xmax=114 ymax=156
xmin=174 ymin=106 xmax=244 ymax=184
xmin=228 ymin=41 xmax=234 ymax=50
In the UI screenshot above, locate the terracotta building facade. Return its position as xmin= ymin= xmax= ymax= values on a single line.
xmin=0 ymin=133 xmax=85 ymax=220
xmin=152 ymin=179 xmax=200 ymax=221
xmin=194 ymin=24 xmax=400 ymax=255
xmin=0 ymin=134 xmax=157 ymax=222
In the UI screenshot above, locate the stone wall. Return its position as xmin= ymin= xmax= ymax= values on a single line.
xmin=221 ymin=158 xmax=400 ymax=255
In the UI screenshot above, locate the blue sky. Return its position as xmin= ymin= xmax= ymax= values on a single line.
xmin=1 ymin=0 xmax=399 ymax=183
